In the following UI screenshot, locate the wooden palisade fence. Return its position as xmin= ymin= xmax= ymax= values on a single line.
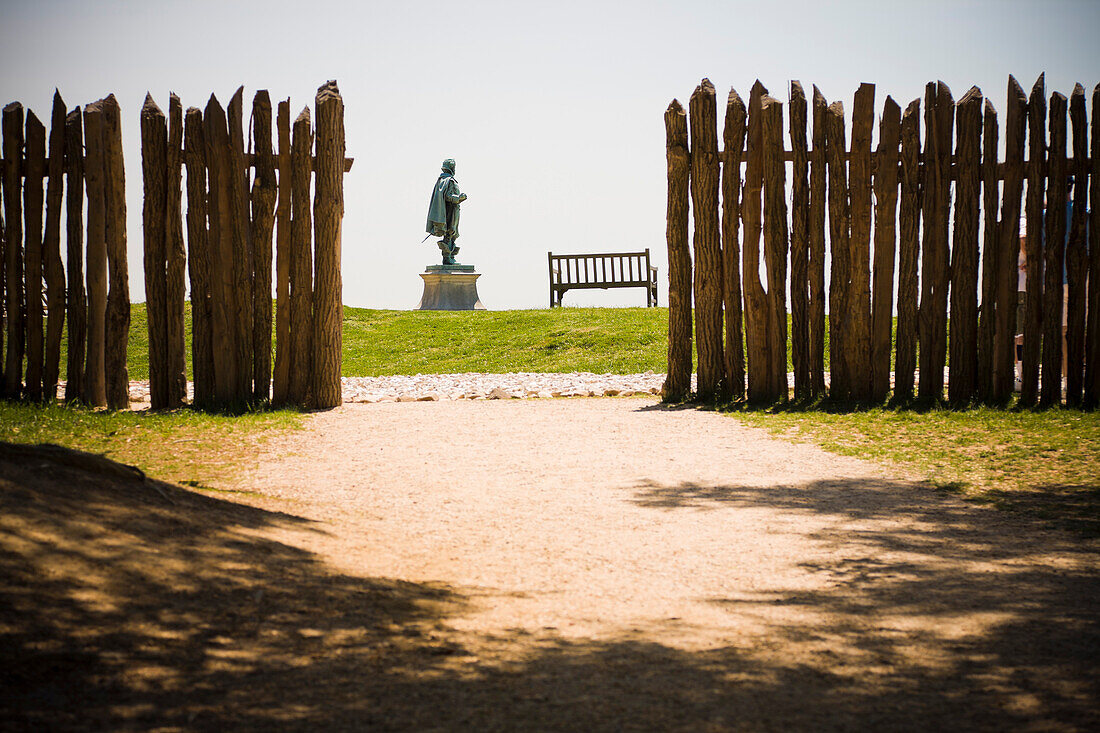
xmin=666 ymin=75 xmax=1099 ymax=409
xmin=0 ymin=80 xmax=346 ymax=412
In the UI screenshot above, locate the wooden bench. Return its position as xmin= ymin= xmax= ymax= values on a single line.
xmin=548 ymin=249 xmax=659 ymax=307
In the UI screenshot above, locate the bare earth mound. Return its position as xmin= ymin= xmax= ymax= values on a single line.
xmin=3 ymin=398 xmax=1099 ymax=731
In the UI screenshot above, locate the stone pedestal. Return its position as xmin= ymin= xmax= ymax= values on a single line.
xmin=415 ymin=264 xmax=486 ymax=310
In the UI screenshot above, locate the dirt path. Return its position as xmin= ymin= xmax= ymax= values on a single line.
xmin=222 ymin=397 xmax=1100 ymax=730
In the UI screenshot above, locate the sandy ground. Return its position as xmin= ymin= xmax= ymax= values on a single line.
xmin=231 ymin=397 xmax=1100 ymax=730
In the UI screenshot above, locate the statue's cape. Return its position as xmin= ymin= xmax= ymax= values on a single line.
xmin=425 ymin=173 xmax=461 ymax=240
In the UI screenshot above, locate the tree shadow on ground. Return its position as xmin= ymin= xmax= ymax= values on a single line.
xmin=3 ymin=448 xmax=1099 ymax=730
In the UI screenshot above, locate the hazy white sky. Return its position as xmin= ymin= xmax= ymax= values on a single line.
xmin=1 ymin=0 xmax=1097 ymax=309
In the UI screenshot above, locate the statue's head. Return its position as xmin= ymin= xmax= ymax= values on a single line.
xmin=442 ymin=158 xmax=456 ymax=175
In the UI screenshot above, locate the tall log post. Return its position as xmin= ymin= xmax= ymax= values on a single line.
xmin=977 ymin=99 xmax=999 ymax=404
xmin=1020 ymin=74 xmax=1046 ymax=406
xmin=227 ymin=87 xmax=253 ymax=403
xmin=1087 ymin=84 xmax=1100 ymax=409
xmin=184 ymin=107 xmax=213 ymax=409
xmin=919 ymin=81 xmax=954 ymax=402
xmin=140 ymin=94 xmax=169 ymax=409
xmin=23 ymin=111 xmax=46 ymax=402
xmin=102 ymin=95 xmax=129 ymax=411
xmin=272 ymin=100 xmax=292 ymax=405
xmin=742 ymin=81 xmax=769 ymax=403
xmin=993 ymin=77 xmax=1027 ymax=403
xmin=689 ymin=80 xmax=724 ymax=402
xmin=82 ymin=101 xmax=107 ymax=407
xmin=871 ymin=96 xmax=901 ymax=403
xmin=1064 ymin=85 xmax=1088 ymax=408
xmin=761 ymin=95 xmax=789 ymax=402
xmin=948 ymin=87 xmax=982 ymax=406
xmin=809 ymin=87 xmax=828 ymax=397
xmin=1039 ymin=92 xmax=1067 ymax=407
xmin=848 ymin=83 xmax=875 ymax=401
xmin=203 ymin=95 xmax=237 ymax=408
xmin=0 ymin=163 xmax=4 ymax=387
xmin=664 ymin=100 xmax=692 ymax=402
xmin=720 ymin=89 xmax=746 ymax=400
xmin=63 ymin=107 xmax=86 ymax=403
xmin=789 ymin=81 xmax=809 ymax=401
xmin=825 ymin=101 xmax=851 ymax=401
xmin=311 ymin=81 xmax=345 ymax=409
xmin=895 ymin=99 xmax=922 ymax=402
xmin=165 ymin=95 xmax=187 ymax=407
xmin=2 ymin=103 xmax=24 ymax=399
xmin=288 ymin=106 xmax=313 ymax=406
xmin=43 ymin=92 xmax=67 ymax=402
xmin=251 ymin=91 xmax=277 ymax=403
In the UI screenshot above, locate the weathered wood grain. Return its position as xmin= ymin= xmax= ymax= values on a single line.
xmin=101 ymin=95 xmax=129 ymax=411
xmin=871 ymin=96 xmax=900 ymax=402
xmin=1065 ymin=85 xmax=1087 ymax=407
xmin=23 ymin=111 xmax=46 ymax=402
xmin=63 ymin=107 xmax=86 ymax=403
xmin=789 ymin=81 xmax=809 ymax=400
xmin=2 ymin=103 xmax=25 ymax=399
xmin=742 ymin=81 xmax=769 ymax=403
xmin=721 ymin=88 xmax=746 ymax=400
xmin=664 ymin=100 xmax=692 ymax=402
xmin=165 ymin=95 xmax=187 ymax=407
xmin=203 ymin=94 xmax=237 ymax=407
xmin=948 ymin=87 xmax=982 ymax=406
xmin=761 ymin=94 xmax=789 ymax=402
xmin=82 ymin=102 xmax=107 ymax=407
xmin=689 ymin=79 xmax=724 ymax=401
xmin=1020 ymin=74 xmax=1046 ymax=406
xmin=272 ymin=99 xmax=293 ymax=405
xmin=251 ymin=91 xmax=277 ymax=404
xmin=288 ymin=106 xmax=313 ymax=406
xmin=895 ymin=99 xmax=921 ymax=402
xmin=43 ymin=91 xmax=67 ymax=402
xmin=310 ymin=81 xmax=344 ymax=409
xmin=993 ymin=77 xmax=1027 ymax=403
xmin=227 ymin=87 xmax=253 ymax=402
xmin=825 ymin=100 xmax=851 ymax=401
xmin=140 ymin=94 xmax=168 ymax=409
xmin=809 ymin=87 xmax=828 ymax=397
xmin=848 ymin=83 xmax=875 ymax=401
xmin=1040 ymin=91 xmax=1067 ymax=407
xmin=977 ymin=99 xmax=999 ymax=404
xmin=184 ymin=106 xmax=213 ymax=409
xmin=1087 ymin=84 xmax=1100 ymax=408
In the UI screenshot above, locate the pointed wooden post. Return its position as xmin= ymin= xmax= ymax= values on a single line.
xmin=689 ymin=79 xmax=724 ymax=401
xmin=895 ymin=99 xmax=922 ymax=403
xmin=165 ymin=95 xmax=187 ymax=407
xmin=789 ymin=81 xmax=810 ymax=401
xmin=64 ymin=107 xmax=86 ymax=403
xmin=664 ymin=99 xmax=692 ymax=402
xmin=993 ymin=77 xmax=1027 ymax=403
xmin=141 ymin=94 xmax=169 ymax=409
xmin=1040 ymin=91 xmax=1067 ymax=407
xmin=43 ymin=92 xmax=67 ymax=402
xmin=1065 ymin=85 xmax=1088 ymax=407
xmin=227 ymin=87 xmax=253 ymax=403
xmin=809 ymin=87 xmax=828 ymax=398
xmin=977 ymin=99 xmax=1000 ymax=404
xmin=1087 ymin=84 xmax=1100 ymax=409
xmin=23 ymin=111 xmax=46 ymax=402
xmin=2 ymin=103 xmax=24 ymax=399
xmin=184 ymin=106 xmax=213 ymax=409
xmin=721 ymin=89 xmax=746 ymax=400
xmin=288 ymin=106 xmax=313 ymax=406
xmin=948 ymin=87 xmax=982 ymax=407
xmin=204 ymin=94 xmax=237 ymax=408
xmin=761 ymin=94 xmax=789 ymax=402
xmin=825 ymin=101 xmax=851 ymax=401
xmin=742 ymin=81 xmax=769 ymax=403
xmin=871 ymin=96 xmax=901 ymax=403
xmin=272 ymin=99 xmax=293 ymax=405
xmin=251 ymin=91 xmax=277 ymax=404
xmin=848 ymin=83 xmax=875 ymax=401
xmin=1020 ymin=74 xmax=1046 ymax=406
xmin=82 ymin=101 xmax=107 ymax=407
xmin=102 ymin=95 xmax=130 ymax=411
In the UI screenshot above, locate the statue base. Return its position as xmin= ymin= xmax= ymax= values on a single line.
xmin=415 ymin=265 xmax=486 ymax=310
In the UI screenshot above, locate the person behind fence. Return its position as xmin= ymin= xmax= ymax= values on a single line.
xmin=424 ymin=158 xmax=468 ymax=265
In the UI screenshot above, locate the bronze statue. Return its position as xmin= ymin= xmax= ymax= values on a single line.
xmin=424 ymin=158 xmax=468 ymax=265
